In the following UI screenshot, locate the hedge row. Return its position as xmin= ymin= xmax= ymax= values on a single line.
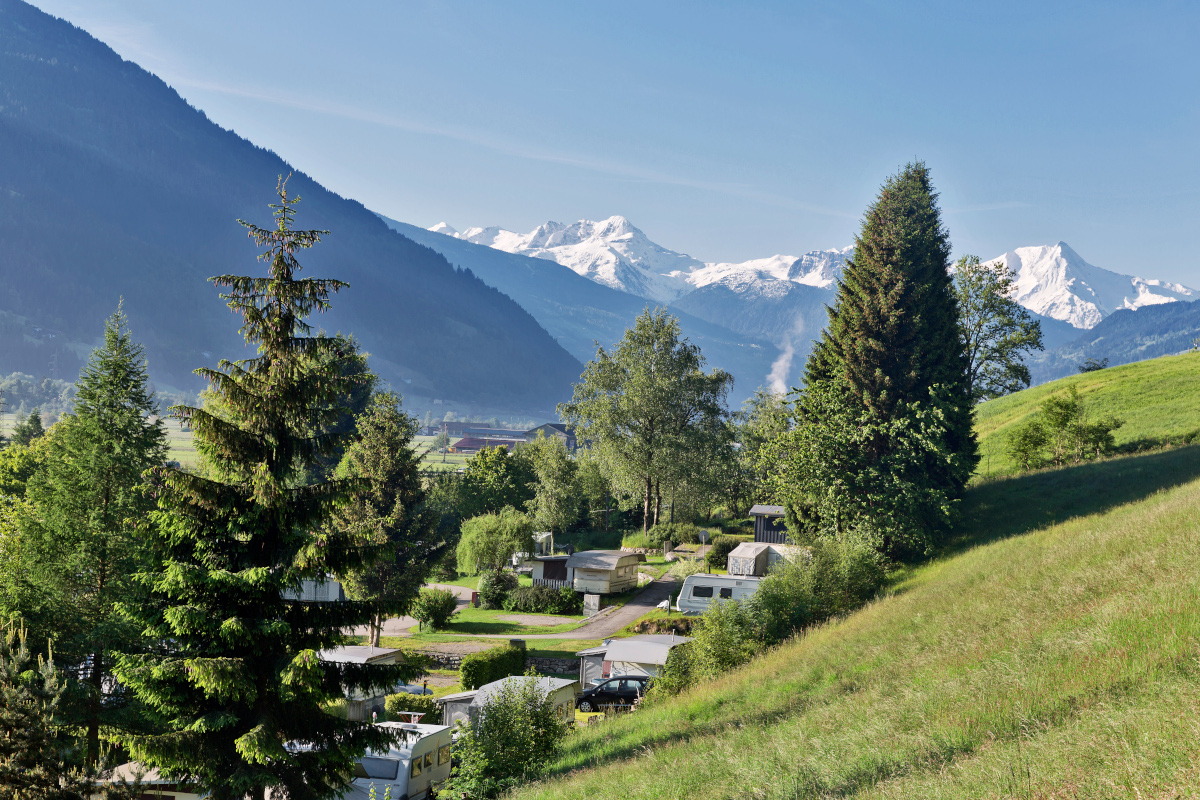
xmin=502 ymin=585 xmax=581 ymax=615
xmin=460 ymin=642 xmax=527 ymax=690
xmin=385 ymin=692 xmax=440 ymax=722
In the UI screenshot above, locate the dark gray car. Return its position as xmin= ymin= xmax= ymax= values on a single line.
xmin=576 ymin=676 xmax=652 ymax=712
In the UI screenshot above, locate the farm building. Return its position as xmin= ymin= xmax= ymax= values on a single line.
xmin=448 ymin=436 xmax=524 ymax=455
xmin=566 ymin=550 xmax=642 ymax=594
xmin=318 ymin=645 xmax=406 ymax=721
xmin=525 ymin=422 xmax=577 ymax=451
xmin=749 ymin=504 xmax=790 ymax=544
xmin=576 ymin=634 xmax=693 ymax=685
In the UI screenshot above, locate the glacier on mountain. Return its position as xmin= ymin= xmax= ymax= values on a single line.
xmin=986 ymin=242 xmax=1195 ymax=329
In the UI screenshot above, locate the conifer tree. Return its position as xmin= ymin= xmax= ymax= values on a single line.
xmin=24 ymin=306 xmax=168 ymax=766
xmin=0 ymin=625 xmax=91 ymax=799
xmin=10 ymin=408 xmax=45 ymax=447
xmin=334 ymin=391 xmax=442 ymax=647
xmin=114 ymin=180 xmax=415 ymax=800
xmin=806 ymin=163 xmax=976 ymax=504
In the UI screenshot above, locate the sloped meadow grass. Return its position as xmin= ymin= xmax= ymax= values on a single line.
xmin=974 ymin=350 xmax=1200 ymax=477
xmin=509 ymin=444 xmax=1200 ymax=799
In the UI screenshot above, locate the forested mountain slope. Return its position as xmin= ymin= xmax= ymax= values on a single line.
xmin=0 ymin=0 xmax=581 ymax=412
xmin=511 ymin=441 xmax=1200 ymax=798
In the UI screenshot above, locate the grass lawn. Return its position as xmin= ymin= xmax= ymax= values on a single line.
xmin=382 ymin=635 xmax=599 ymax=662
xmin=974 ymin=350 xmax=1200 ymax=478
xmin=436 ymin=574 xmax=535 ymax=591
xmin=397 ymin=605 xmax=588 ymax=638
xmin=507 ymin=443 xmax=1200 ymax=799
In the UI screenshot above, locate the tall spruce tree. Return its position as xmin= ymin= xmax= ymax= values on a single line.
xmin=804 ymin=163 xmax=975 ymax=542
xmin=334 ymin=391 xmax=442 ymax=647
xmin=114 ymin=181 xmax=415 ymax=800
xmin=23 ymin=306 xmax=168 ymax=766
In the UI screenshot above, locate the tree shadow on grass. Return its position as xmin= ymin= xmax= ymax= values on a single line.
xmin=946 ymin=444 xmax=1200 ymax=557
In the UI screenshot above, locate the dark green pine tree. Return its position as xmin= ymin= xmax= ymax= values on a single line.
xmin=24 ymin=306 xmax=168 ymax=767
xmin=806 ymin=162 xmax=976 ymax=510
xmin=114 ymin=181 xmax=417 ymax=800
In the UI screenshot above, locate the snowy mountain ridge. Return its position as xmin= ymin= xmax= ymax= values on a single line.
xmin=429 ymin=219 xmax=1195 ymax=331
xmin=431 ymin=217 xmax=851 ymax=305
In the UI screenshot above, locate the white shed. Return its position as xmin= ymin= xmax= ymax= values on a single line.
xmin=566 ymin=550 xmax=641 ymax=594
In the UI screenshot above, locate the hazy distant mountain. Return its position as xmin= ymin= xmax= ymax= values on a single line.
xmin=985 ymin=242 xmax=1196 ymax=329
xmin=382 ymin=217 xmax=784 ymax=403
xmin=0 ymin=0 xmax=580 ymax=413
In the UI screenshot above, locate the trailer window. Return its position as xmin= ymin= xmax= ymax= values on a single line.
xmin=354 ymin=758 xmax=399 ymax=780
xmin=439 ymin=745 xmax=451 ymax=765
xmin=719 ymin=587 xmax=733 ymax=599
xmin=424 ymin=752 xmax=434 ymax=769
xmin=691 ymin=585 xmax=713 ymax=598
xmin=411 ymin=758 xmax=422 ymax=778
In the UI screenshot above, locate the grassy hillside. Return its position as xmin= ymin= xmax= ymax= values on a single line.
xmin=975 ymin=351 xmax=1200 ymax=478
xmin=510 ymin=445 xmax=1200 ymax=799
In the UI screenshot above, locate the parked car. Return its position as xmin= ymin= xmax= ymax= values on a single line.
xmin=576 ymin=676 xmax=652 ymax=712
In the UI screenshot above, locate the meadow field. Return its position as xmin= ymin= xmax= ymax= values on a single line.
xmin=974 ymin=350 xmax=1200 ymax=477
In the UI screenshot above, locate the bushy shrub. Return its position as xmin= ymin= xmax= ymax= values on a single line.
xmin=460 ymin=642 xmax=527 ymax=690
xmin=667 ymin=557 xmax=704 ymax=582
xmin=478 ymin=570 xmax=519 ymax=610
xmin=385 ymin=692 xmax=439 ymax=722
xmin=411 ymin=587 xmax=459 ymax=630
xmin=502 ymin=585 xmax=582 ymax=615
xmin=647 ymin=522 xmax=702 ymax=548
xmin=748 ymin=538 xmax=884 ymax=645
xmin=708 ymin=534 xmax=750 ymax=568
xmin=1005 ymin=385 xmax=1123 ymax=471
xmin=447 ymin=671 xmax=567 ymax=798
xmin=630 ymin=615 xmax=697 ymax=635
xmin=620 ymin=531 xmax=653 ymax=549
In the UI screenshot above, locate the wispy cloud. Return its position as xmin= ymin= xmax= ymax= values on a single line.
xmin=174 ymin=76 xmax=855 ymax=219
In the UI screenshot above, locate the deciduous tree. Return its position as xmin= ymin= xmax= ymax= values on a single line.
xmin=954 ymin=255 xmax=1043 ymax=401
xmin=559 ymin=308 xmax=732 ymax=531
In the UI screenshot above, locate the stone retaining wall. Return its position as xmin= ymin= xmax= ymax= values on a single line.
xmin=619 ymin=547 xmax=660 ymax=555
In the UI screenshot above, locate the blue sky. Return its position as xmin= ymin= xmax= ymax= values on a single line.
xmin=30 ymin=0 xmax=1200 ymax=283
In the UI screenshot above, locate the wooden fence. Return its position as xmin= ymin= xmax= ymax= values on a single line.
xmin=532 ymin=578 xmax=570 ymax=589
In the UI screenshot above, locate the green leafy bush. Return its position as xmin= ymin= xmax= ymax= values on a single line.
xmin=446 ymin=671 xmax=567 ymax=798
xmin=459 ymin=642 xmax=527 ymax=690
xmin=411 ymin=587 xmax=459 ymax=630
xmin=502 ymin=585 xmax=581 ymax=615
xmin=1006 ymin=385 xmax=1124 ymax=471
xmin=478 ymin=570 xmax=519 ymax=610
xmin=647 ymin=522 xmax=702 ymax=548
xmin=708 ymin=534 xmax=750 ymax=568
xmin=384 ymin=692 xmax=439 ymax=722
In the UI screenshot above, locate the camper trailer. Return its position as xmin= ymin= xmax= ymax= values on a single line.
xmin=676 ymin=573 xmax=763 ymax=615
xmin=343 ymin=722 xmax=454 ymax=800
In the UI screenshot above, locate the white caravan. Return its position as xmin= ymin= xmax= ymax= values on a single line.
xmin=676 ymin=574 xmax=763 ymax=615
xmin=343 ymin=722 xmax=453 ymax=800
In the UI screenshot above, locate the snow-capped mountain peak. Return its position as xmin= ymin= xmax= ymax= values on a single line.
xmin=988 ymin=242 xmax=1195 ymax=329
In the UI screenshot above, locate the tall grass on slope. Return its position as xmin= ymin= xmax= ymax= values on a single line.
xmin=974 ymin=350 xmax=1200 ymax=478
xmin=510 ymin=445 xmax=1200 ymax=800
